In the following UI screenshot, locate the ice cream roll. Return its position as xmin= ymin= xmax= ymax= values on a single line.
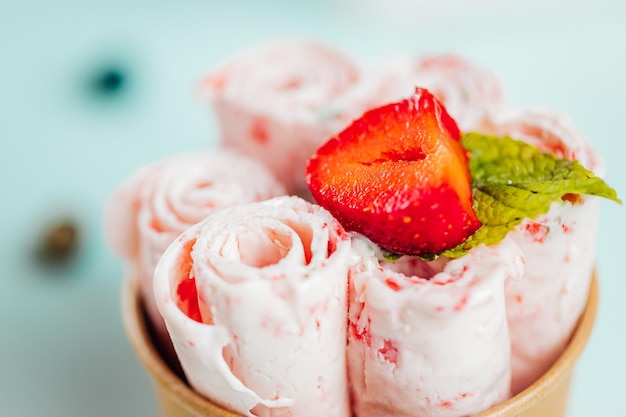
xmin=201 ymin=39 xmax=376 ymax=195
xmin=103 ymin=149 xmax=286 ymax=338
xmin=372 ymin=54 xmax=506 ymax=132
xmin=153 ymin=196 xmax=352 ymax=417
xmin=347 ymin=235 xmax=525 ymax=417
xmin=483 ymin=106 xmax=605 ymax=394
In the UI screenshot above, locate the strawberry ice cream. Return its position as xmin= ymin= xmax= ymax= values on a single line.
xmin=106 ymin=39 xmax=618 ymax=417
xmin=347 ymin=235 xmax=525 ymax=417
xmin=372 ymin=54 xmax=506 ymax=132
xmin=153 ymin=196 xmax=352 ymax=417
xmin=482 ymin=107 xmax=605 ymax=394
xmin=103 ymin=149 xmax=286 ymax=337
xmin=201 ymin=39 xmax=377 ymax=195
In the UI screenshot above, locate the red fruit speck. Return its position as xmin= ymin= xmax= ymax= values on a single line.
xmin=176 ymin=275 xmax=203 ymax=323
xmin=523 ymin=222 xmax=549 ymax=243
xmin=150 ymin=217 xmax=165 ymax=233
xmin=175 ymin=239 xmax=203 ymax=323
xmin=385 ymin=278 xmax=402 ymax=291
xmin=350 ymin=319 xmax=372 ymax=347
xmin=562 ymin=193 xmax=583 ymax=205
xmin=378 ymin=339 xmax=398 ymax=364
xmin=453 ymin=293 xmax=469 ymax=312
xmin=327 ymin=239 xmax=336 ymax=257
xmin=250 ymin=118 xmax=270 ymax=144
xmin=203 ymin=74 xmax=226 ymax=91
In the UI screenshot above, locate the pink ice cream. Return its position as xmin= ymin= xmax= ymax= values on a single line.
xmin=347 ymin=235 xmax=525 ymax=417
xmin=153 ymin=196 xmax=352 ymax=417
xmin=482 ymin=107 xmax=604 ymax=394
xmin=201 ymin=39 xmax=377 ymax=195
xmin=372 ymin=54 xmax=506 ymax=132
xmin=103 ymin=149 xmax=286 ymax=337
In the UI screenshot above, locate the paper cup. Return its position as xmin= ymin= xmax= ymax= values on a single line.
xmin=121 ymin=272 xmax=598 ymax=417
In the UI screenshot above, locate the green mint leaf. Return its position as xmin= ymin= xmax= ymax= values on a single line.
xmin=441 ymin=133 xmax=621 ymax=258
xmin=382 ymin=251 xmax=402 ymax=262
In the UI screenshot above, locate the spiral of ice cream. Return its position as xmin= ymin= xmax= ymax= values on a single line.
xmin=372 ymin=54 xmax=505 ymax=132
xmin=201 ymin=39 xmax=374 ymax=194
xmin=103 ymin=149 xmax=286 ymax=333
xmin=347 ymin=235 xmax=525 ymax=417
xmin=153 ymin=196 xmax=352 ymax=417
xmin=483 ymin=107 xmax=604 ymax=394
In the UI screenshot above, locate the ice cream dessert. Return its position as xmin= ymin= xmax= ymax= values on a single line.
xmin=153 ymin=196 xmax=352 ymax=417
xmin=302 ymin=87 xmax=517 ymax=416
xmin=305 ymin=87 xmax=619 ymax=417
xmin=346 ymin=235 xmax=523 ymax=417
xmin=480 ymin=107 xmax=606 ymax=394
xmin=109 ymin=40 xmax=620 ymax=417
xmin=201 ymin=39 xmax=381 ymax=195
xmin=103 ymin=149 xmax=286 ymax=338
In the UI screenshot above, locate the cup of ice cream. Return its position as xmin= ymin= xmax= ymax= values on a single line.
xmin=122 ymin=268 xmax=598 ymax=417
xmin=109 ymin=40 xmax=618 ymax=417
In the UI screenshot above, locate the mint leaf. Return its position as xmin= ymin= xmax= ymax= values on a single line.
xmin=382 ymin=251 xmax=402 ymax=262
xmin=441 ymin=133 xmax=621 ymax=258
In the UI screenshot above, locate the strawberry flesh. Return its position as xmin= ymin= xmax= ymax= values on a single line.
xmin=306 ymin=87 xmax=480 ymax=256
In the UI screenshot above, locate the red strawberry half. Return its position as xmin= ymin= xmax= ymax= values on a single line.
xmin=306 ymin=87 xmax=481 ymax=256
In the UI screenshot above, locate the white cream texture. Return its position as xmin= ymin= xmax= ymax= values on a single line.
xmin=154 ymin=196 xmax=352 ymax=417
xmin=484 ymin=106 xmax=604 ymax=393
xmin=103 ymin=149 xmax=285 ymax=336
xmin=201 ymin=39 xmax=379 ymax=194
xmin=371 ymin=54 xmax=506 ymax=132
xmin=347 ymin=235 xmax=525 ymax=417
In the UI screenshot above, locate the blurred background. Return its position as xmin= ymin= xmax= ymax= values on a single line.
xmin=1 ymin=1 xmax=624 ymax=416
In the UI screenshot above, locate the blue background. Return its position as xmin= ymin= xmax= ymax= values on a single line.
xmin=1 ymin=1 xmax=624 ymax=416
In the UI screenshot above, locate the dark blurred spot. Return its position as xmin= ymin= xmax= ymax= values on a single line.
xmin=92 ymin=67 xmax=126 ymax=97
xmin=36 ymin=219 xmax=80 ymax=265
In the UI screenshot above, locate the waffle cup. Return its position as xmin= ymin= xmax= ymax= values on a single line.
xmin=122 ymin=271 xmax=598 ymax=417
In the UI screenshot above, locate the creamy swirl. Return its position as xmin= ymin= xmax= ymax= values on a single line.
xmin=483 ymin=106 xmax=603 ymax=394
xmin=372 ymin=54 xmax=505 ymax=132
xmin=154 ymin=196 xmax=352 ymax=417
xmin=201 ymin=39 xmax=372 ymax=193
xmin=103 ymin=149 xmax=286 ymax=333
xmin=347 ymin=235 xmax=524 ymax=417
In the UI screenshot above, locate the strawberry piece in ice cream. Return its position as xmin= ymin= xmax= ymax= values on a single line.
xmin=153 ymin=196 xmax=352 ymax=417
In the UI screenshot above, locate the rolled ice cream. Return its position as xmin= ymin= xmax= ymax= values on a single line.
xmin=153 ymin=196 xmax=352 ymax=417
xmin=347 ymin=235 xmax=525 ymax=417
xmin=201 ymin=39 xmax=379 ymax=194
xmin=371 ymin=54 xmax=506 ymax=132
xmin=103 ymin=149 xmax=286 ymax=336
xmin=482 ymin=107 xmax=605 ymax=394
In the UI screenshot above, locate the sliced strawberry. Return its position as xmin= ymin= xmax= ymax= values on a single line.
xmin=306 ymin=87 xmax=480 ymax=256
